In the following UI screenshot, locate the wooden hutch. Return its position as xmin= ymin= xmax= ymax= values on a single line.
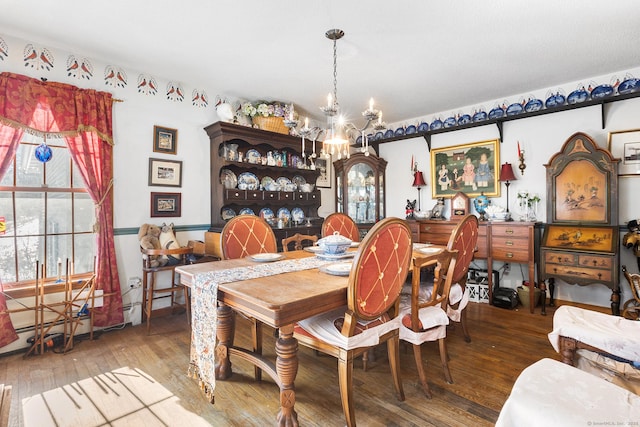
xmin=204 ymin=121 xmax=323 ymax=254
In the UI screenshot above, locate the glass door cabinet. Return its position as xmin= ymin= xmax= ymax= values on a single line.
xmin=334 ymin=152 xmax=387 ymax=227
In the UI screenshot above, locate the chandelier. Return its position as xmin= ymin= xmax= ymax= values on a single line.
xmin=285 ymin=29 xmax=384 ymax=163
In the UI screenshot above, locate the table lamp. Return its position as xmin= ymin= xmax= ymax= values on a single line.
xmin=499 ymin=162 xmax=517 ymax=220
xmin=412 ymin=170 xmax=427 ymax=211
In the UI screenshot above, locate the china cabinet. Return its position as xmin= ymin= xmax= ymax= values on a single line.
xmin=204 ymin=121 xmax=323 ymax=248
xmin=333 ymin=153 xmax=387 ymax=232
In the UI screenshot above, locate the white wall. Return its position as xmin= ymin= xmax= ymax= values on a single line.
xmin=380 ymin=73 xmax=640 ymax=308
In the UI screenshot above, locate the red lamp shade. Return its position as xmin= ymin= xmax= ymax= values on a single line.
xmin=412 ymin=171 xmax=426 ymax=187
xmin=499 ymin=163 xmax=517 ymax=182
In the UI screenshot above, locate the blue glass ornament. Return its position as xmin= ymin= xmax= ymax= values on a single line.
xmin=473 ymin=192 xmax=490 ymax=221
xmin=35 ymin=143 xmax=52 ymax=163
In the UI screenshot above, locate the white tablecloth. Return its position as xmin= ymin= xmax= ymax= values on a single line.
xmin=496 ymin=358 xmax=640 ymax=426
xmin=548 ymin=305 xmax=640 ymax=363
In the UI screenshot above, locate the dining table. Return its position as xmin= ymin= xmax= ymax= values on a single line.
xmin=175 ymin=243 xmax=443 ymax=426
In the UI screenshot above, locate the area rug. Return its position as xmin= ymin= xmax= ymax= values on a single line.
xmin=22 ymin=367 xmax=211 ymax=426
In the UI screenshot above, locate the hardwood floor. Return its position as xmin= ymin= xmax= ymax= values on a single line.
xmin=0 ymin=301 xmax=607 ymax=426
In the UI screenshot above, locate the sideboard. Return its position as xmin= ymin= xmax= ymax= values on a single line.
xmin=415 ymin=219 xmax=541 ymax=313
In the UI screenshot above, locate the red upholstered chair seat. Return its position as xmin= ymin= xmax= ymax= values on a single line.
xmin=221 ymin=215 xmax=277 ymax=260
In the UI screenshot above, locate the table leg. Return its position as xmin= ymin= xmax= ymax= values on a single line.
xmin=215 ymin=303 xmax=235 ymax=380
xmin=548 ymin=278 xmax=555 ymax=307
xmin=275 ymin=324 xmax=299 ymax=427
xmin=539 ymin=280 xmax=547 ymax=316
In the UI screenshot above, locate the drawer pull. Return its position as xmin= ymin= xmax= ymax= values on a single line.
xmin=423 ymin=226 xmax=431 ymax=231
xmin=506 ymin=252 xmax=514 ymax=258
xmin=234 ymin=192 xmax=240 ymax=197
xmin=505 ymin=241 xmax=514 ymax=246
xmin=505 ymin=229 xmax=514 ymax=235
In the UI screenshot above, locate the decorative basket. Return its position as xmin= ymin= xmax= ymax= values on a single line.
xmin=252 ymin=116 xmax=289 ymax=135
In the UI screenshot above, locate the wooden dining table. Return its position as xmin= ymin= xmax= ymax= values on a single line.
xmin=175 ymin=244 xmax=443 ymax=426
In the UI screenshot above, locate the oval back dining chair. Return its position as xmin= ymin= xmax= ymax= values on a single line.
xmin=322 ymin=212 xmax=361 ymax=242
xmin=399 ymin=247 xmax=458 ymax=397
xmin=445 ymin=214 xmax=479 ymax=342
xmin=220 ymin=214 xmax=277 ymax=260
xmin=295 ymin=217 xmax=413 ymax=427
xmin=220 ymin=214 xmax=277 ymax=380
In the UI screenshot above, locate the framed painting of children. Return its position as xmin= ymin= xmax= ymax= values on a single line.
xmin=430 ymin=139 xmax=500 ymax=198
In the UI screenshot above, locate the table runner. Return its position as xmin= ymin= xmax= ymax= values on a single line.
xmin=188 ymin=255 xmax=337 ymax=402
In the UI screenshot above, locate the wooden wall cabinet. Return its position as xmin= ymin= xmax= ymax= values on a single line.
xmin=333 ymin=153 xmax=387 ymax=231
xmin=540 ymin=132 xmax=620 ymax=315
xmin=204 ymin=121 xmax=323 ymax=247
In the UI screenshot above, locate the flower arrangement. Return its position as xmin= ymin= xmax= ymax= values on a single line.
xmin=240 ymin=101 xmax=294 ymax=119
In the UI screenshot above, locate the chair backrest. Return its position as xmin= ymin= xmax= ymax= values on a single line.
xmin=446 ymin=214 xmax=479 ymax=285
xmin=322 ymin=212 xmax=360 ymax=242
xmin=347 ymin=217 xmax=412 ymax=323
xmin=220 ymin=215 xmax=277 ymax=260
xmin=281 ymin=233 xmax=318 ymax=252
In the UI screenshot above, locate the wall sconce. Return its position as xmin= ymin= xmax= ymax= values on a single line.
xmin=517 ymin=141 xmax=526 ymax=175
xmin=412 ymin=170 xmax=427 ymax=211
xmin=499 ymin=162 xmax=517 ymax=221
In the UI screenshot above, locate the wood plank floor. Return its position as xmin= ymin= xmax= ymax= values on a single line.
xmin=0 ymin=301 xmax=607 ymax=427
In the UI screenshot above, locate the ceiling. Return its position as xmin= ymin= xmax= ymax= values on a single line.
xmin=2 ymin=0 xmax=640 ymax=125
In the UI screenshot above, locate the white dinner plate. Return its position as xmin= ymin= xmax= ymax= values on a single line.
xmin=250 ymin=253 xmax=284 ymax=262
xmin=304 ymin=246 xmax=324 ymax=254
xmin=419 ymin=247 xmax=443 ymax=255
xmin=321 ymin=262 xmax=353 ymax=276
xmin=316 ymin=252 xmax=356 ymax=260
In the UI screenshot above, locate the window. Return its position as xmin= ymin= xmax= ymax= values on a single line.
xmin=0 ymin=135 xmax=96 ymax=289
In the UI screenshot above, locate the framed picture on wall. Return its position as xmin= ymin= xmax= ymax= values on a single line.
xmin=153 ymin=125 xmax=178 ymax=155
xmin=148 ymin=158 xmax=182 ymax=187
xmin=315 ymin=157 xmax=331 ymax=188
xmin=430 ymin=138 xmax=500 ymax=199
xmin=151 ymin=192 xmax=182 ymax=217
xmin=608 ymin=128 xmax=640 ymax=176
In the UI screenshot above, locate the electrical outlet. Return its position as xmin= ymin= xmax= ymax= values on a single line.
xmin=504 ymin=263 xmax=510 ymax=274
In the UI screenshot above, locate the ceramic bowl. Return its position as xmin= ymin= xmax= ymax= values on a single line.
xmin=300 ymin=183 xmax=315 ymax=193
xmin=317 ymin=232 xmax=352 ymax=254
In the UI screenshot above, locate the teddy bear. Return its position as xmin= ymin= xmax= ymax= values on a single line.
xmin=138 ymin=223 xmax=167 ymax=268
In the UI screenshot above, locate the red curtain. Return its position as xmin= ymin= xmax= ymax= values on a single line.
xmin=0 ymin=72 xmax=123 ymax=327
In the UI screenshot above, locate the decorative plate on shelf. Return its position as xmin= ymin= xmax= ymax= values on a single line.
xmin=545 ymin=92 xmax=566 ymax=108
xmin=291 ymin=207 xmax=305 ymax=223
xmin=472 ymin=110 xmax=488 ymax=122
xmin=524 ymin=98 xmax=543 ymax=113
xmin=220 ymin=168 xmax=237 ymax=189
xmin=276 ymin=176 xmax=292 ymax=188
xmin=590 ymin=84 xmax=614 ymax=99
xmin=221 ymin=207 xmax=236 ymax=220
xmin=245 ymin=148 xmax=262 ymax=164
xmin=618 ymin=77 xmax=640 ymax=95
xmin=277 ymin=207 xmax=291 ymax=222
xmin=443 ymin=116 xmax=457 ymax=128
xmin=506 ymin=103 xmax=524 ymax=116
xmin=237 ymin=172 xmax=259 ymax=190
xmin=488 ymin=107 xmax=505 ymax=120
xmin=292 ymin=175 xmax=306 ymax=188
xmin=417 ymin=122 xmax=429 ymax=132
xmin=457 ymin=114 xmax=472 ymax=125
xmin=261 ymin=175 xmax=274 ymax=189
xmin=394 ymin=127 xmax=405 ymax=136
xmin=239 ymin=207 xmax=255 ymax=216
xmin=375 ymin=131 xmax=384 ymax=140
xmin=430 ymin=119 xmax=443 ymax=130
xmin=567 ymin=87 xmax=589 ymax=104
xmin=384 ymin=129 xmax=394 ymax=139
xmin=405 ymin=125 xmax=417 ymax=135
xmin=259 ymin=207 xmax=275 ymax=221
